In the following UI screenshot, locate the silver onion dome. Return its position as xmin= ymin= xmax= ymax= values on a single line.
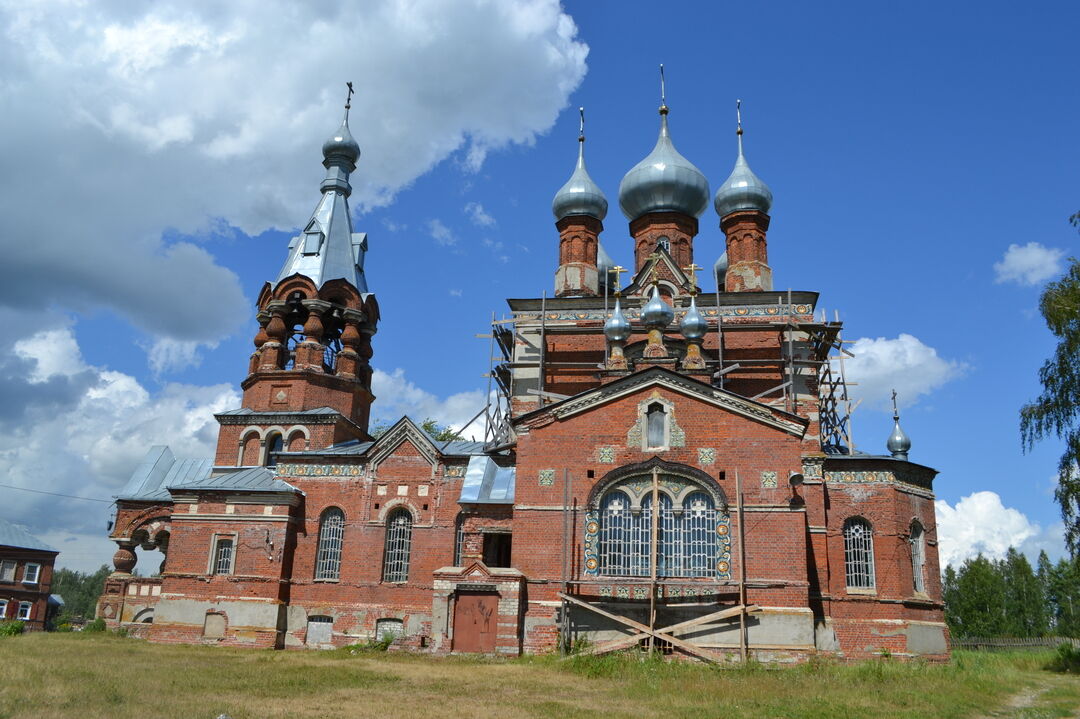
xmin=552 ymin=125 xmax=608 ymax=221
xmin=322 ymin=119 xmax=361 ymax=169
xmin=604 ymin=296 xmax=632 ymax=342
xmin=618 ymin=107 xmax=710 ymax=221
xmin=714 ymin=251 xmax=728 ymax=286
xmin=680 ymin=295 xmax=708 ymax=340
xmin=714 ymin=105 xmax=772 ymax=218
xmin=887 ymin=416 xmax=912 ymax=461
xmin=641 ymin=284 xmax=674 ymax=329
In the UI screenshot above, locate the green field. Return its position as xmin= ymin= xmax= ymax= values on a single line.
xmin=2 ymin=633 xmax=1078 ymax=719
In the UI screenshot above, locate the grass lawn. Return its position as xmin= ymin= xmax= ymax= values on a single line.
xmin=2 ymin=633 xmax=1078 ymax=719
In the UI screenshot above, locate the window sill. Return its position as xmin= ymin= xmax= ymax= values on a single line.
xmin=845 ymin=587 xmax=877 ymax=596
xmin=21 ymin=581 xmax=39 ymax=586
xmin=313 ymin=578 xmax=340 ymax=583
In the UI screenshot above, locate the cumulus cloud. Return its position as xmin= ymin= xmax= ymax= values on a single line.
xmin=0 ymin=0 xmax=587 ymax=353
xmin=371 ymin=368 xmax=486 ymax=436
xmin=935 ymin=491 xmax=1066 ymax=568
xmin=427 ymin=219 xmax=456 ymax=246
xmin=840 ymin=334 xmax=964 ymax=410
xmin=465 ymin=201 xmax=497 ymax=227
xmin=993 ymin=242 xmax=1066 ymax=286
xmin=0 ymin=327 xmax=239 ymax=571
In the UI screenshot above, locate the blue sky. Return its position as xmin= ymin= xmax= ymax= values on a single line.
xmin=0 ymin=0 xmax=1075 ymax=571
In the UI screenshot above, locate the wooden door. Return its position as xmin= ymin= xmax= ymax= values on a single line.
xmin=452 ymin=592 xmax=498 ymax=653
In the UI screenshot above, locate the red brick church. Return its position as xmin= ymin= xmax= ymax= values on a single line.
xmin=98 ymin=93 xmax=948 ymax=661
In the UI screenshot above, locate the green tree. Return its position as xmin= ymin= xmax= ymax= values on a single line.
xmin=1049 ymin=555 xmax=1080 ymax=637
xmin=52 ymin=564 xmax=111 ymax=621
xmin=1038 ymin=550 xmax=1057 ymax=633
xmin=1001 ymin=548 xmax=1048 ymax=637
xmin=947 ymin=554 xmax=1007 ymax=638
xmin=1021 ymin=256 xmax=1080 ymax=552
xmin=369 ymin=418 xmax=463 ymax=442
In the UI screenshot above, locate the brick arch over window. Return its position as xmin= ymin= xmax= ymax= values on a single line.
xmin=286 ymin=426 xmax=310 ymax=452
xmin=587 ymin=457 xmax=728 ymax=511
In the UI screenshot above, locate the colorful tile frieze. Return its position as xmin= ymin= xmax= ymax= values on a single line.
xmin=582 ymin=511 xmax=599 ymax=576
xmin=444 ymin=465 xmax=467 ymax=478
xmin=802 ymin=458 xmax=824 ymax=480
xmin=515 ymin=304 xmax=814 ymax=323
xmin=825 ymin=470 xmax=894 ymax=484
xmin=275 ymin=463 xmax=364 ymax=477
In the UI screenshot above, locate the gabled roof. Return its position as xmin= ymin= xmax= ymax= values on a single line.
xmin=516 ymin=365 xmax=807 ymax=437
xmin=0 ymin=518 xmax=57 ymax=553
xmin=622 ymin=245 xmax=694 ymax=296
xmin=277 ymin=416 xmax=490 ymax=459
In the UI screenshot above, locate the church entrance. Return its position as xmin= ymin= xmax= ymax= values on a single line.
xmin=452 ymin=591 xmax=499 ymax=653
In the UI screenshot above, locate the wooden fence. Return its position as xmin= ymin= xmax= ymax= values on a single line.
xmin=954 ymin=636 xmax=1080 ymax=650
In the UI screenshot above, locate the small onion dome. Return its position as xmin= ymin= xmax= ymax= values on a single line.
xmin=641 ymin=284 xmax=674 ymax=329
xmin=713 ymin=251 xmax=728 ymax=285
xmin=887 ymin=416 xmax=912 ymax=461
xmin=604 ymin=296 xmax=632 ymax=342
xmin=680 ymin=295 xmax=708 ymax=341
xmin=322 ymin=119 xmax=361 ymax=167
xmin=714 ymin=133 xmax=772 ymax=218
xmin=552 ymin=137 xmax=608 ymax=221
xmin=618 ymin=107 xmax=710 ymax=221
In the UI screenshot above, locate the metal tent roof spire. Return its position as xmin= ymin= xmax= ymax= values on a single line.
xmin=276 ymin=82 xmax=368 ymax=292
xmin=552 ymin=107 xmax=608 ymax=221
xmin=618 ymin=64 xmax=710 ymax=221
xmin=887 ymin=389 xmax=912 ymax=460
xmin=714 ymin=99 xmax=773 ymax=218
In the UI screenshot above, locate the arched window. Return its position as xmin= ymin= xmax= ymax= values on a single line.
xmin=382 ymin=509 xmax=412 ymax=583
xmin=646 ymin=403 xmax=667 ymax=449
xmin=656 ymin=235 xmax=670 ymax=253
xmin=315 ymin=508 xmax=345 ymax=581
xmin=843 ymin=518 xmax=875 ymax=589
xmin=265 ymin=434 xmax=284 ymax=467
xmin=453 ymin=513 xmax=466 ymax=566
xmin=597 ymin=480 xmax=720 ymax=578
xmin=910 ymin=521 xmax=926 ymax=594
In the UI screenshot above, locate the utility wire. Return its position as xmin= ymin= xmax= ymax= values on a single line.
xmin=0 ymin=482 xmax=111 ymax=504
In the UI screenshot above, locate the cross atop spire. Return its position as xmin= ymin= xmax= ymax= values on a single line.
xmin=736 ymin=99 xmax=744 ymax=155
xmin=610 ymin=264 xmax=628 ymax=296
xmin=579 ymin=106 xmax=585 ymax=142
xmin=659 ymin=63 xmax=668 ymax=114
xmin=344 ymin=81 xmax=354 ymax=122
xmin=891 ymin=388 xmax=899 ymax=419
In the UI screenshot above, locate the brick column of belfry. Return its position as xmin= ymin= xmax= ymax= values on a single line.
xmin=715 ymin=100 xmax=774 ymax=292
xmin=552 ymin=108 xmax=607 ymax=297
xmin=617 ymin=66 xmax=710 ymax=275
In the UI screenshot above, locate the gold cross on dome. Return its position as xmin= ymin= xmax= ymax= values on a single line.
xmin=609 ymin=265 xmax=628 ymax=296
xmin=646 ymin=251 xmax=663 ymax=285
xmin=682 ymin=263 xmax=703 ymax=287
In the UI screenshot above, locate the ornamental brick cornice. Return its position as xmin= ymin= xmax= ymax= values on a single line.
xmin=214 ymin=411 xmax=349 ymax=426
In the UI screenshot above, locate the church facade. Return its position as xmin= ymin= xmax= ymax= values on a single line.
xmin=98 ymin=94 xmax=949 ymax=661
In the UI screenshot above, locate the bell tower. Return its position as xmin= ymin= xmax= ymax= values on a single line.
xmin=214 ymin=85 xmax=380 ymax=467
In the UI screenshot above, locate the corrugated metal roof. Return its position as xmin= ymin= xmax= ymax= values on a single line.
xmin=117 ymin=446 xmax=296 ymax=500
xmin=216 ymin=407 xmax=339 ymax=416
xmin=459 ymin=456 xmax=515 ymax=504
xmin=0 ymin=518 xmax=57 ymax=553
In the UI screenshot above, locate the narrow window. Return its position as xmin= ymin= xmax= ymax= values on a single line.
xmin=482 ymin=533 xmax=512 ymax=568
xmin=265 ymin=434 xmax=284 ymax=467
xmin=17 ymin=602 xmax=31 ymax=621
xmin=656 ymin=235 xmax=670 ymax=253
xmin=843 ymin=518 xmax=875 ymax=589
xmin=646 ymin=403 xmax=667 ymax=448
xmin=213 ymin=537 xmax=234 ymax=575
xmin=0 ymin=599 xmax=8 ymax=618
xmin=22 ymin=563 xmax=40 ymax=584
xmin=453 ymin=514 xmax=466 ymax=566
xmin=0 ymin=560 xmax=15 ymax=582
xmin=315 ymin=508 xmax=345 ymax=581
xmin=910 ymin=521 xmax=926 ymax=594
xmin=382 ymin=509 xmax=412 ymax=583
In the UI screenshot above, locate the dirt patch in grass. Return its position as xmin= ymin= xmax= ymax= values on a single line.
xmin=1 ymin=634 xmax=1077 ymax=719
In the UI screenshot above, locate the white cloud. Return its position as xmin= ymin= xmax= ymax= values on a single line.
xmin=0 ymin=327 xmax=239 ymax=572
xmin=841 ymin=333 xmax=964 ymax=410
xmin=371 ymin=368 xmax=486 ymax=437
xmin=0 ymin=0 xmax=587 ymax=357
xmin=428 ymin=219 xmax=456 ymax=246
xmin=935 ymin=491 xmax=1066 ymax=568
xmin=144 ymin=338 xmax=215 ymax=375
xmin=993 ymin=242 xmax=1066 ymax=286
xmin=449 ymin=288 xmax=463 ymax=297
xmin=465 ymin=201 xmax=496 ymax=227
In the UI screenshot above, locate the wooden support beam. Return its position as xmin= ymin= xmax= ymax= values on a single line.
xmin=579 ymin=603 xmax=761 ymax=656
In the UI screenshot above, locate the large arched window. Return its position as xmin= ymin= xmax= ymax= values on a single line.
xmin=646 ymin=403 xmax=667 ymax=449
xmin=843 ymin=517 xmax=875 ymax=590
xmin=382 ymin=509 xmax=413 ymax=583
xmin=910 ymin=520 xmax=926 ymax=594
xmin=596 ymin=478 xmax=722 ymax=579
xmin=315 ymin=508 xmax=345 ymax=581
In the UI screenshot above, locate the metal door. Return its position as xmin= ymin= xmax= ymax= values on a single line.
xmin=452 ymin=591 xmax=498 ymax=653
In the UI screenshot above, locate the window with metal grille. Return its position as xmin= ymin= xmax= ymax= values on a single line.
xmin=598 ymin=485 xmax=718 ymax=578
xmin=315 ymin=508 xmax=345 ymax=580
xmin=453 ymin=513 xmax=466 ymax=566
xmin=910 ymin=521 xmax=926 ymax=594
xmin=382 ymin=509 xmax=412 ymax=583
xmin=213 ymin=537 xmax=234 ymax=575
xmin=843 ymin=518 xmax=875 ymax=589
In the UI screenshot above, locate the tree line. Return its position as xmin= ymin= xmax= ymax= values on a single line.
xmin=944 ymin=548 xmax=1080 ymax=638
